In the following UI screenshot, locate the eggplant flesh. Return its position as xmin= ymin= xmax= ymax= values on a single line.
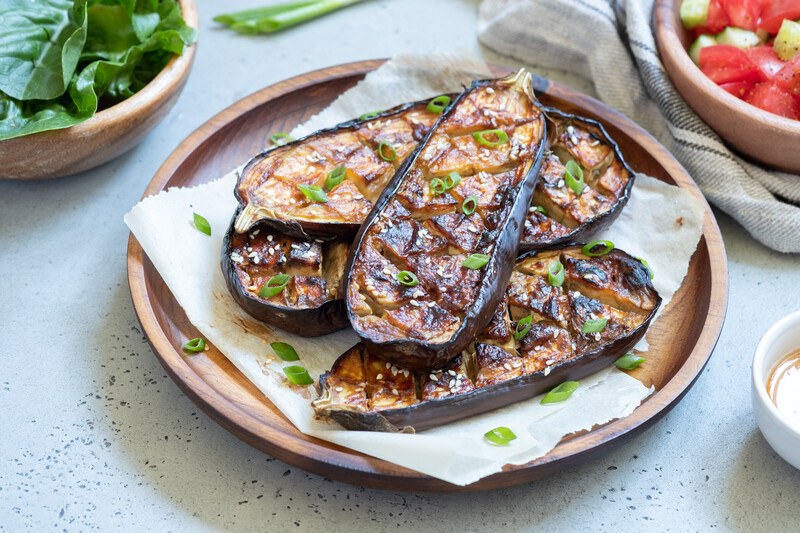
xmin=221 ymin=213 xmax=351 ymax=337
xmin=234 ymin=100 xmax=441 ymax=239
xmin=521 ymin=108 xmax=635 ymax=251
xmin=344 ymin=70 xmax=547 ymax=371
xmin=313 ymin=245 xmax=661 ymax=432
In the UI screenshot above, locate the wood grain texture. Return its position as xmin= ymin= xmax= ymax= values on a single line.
xmin=127 ymin=60 xmax=728 ymax=491
xmin=0 ymin=0 xmax=198 ymax=180
xmin=654 ymin=0 xmax=800 ymax=173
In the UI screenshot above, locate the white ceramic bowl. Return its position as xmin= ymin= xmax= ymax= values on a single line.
xmin=752 ymin=310 xmax=800 ymax=470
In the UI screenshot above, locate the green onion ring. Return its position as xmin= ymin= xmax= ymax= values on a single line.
xmin=183 ymin=338 xmax=206 ymax=353
xmin=472 ymin=129 xmax=509 ymax=147
xmin=283 ymin=365 xmax=314 ymax=386
xmin=462 ymin=195 xmax=479 ymax=215
xmin=259 ymin=274 xmax=291 ymax=298
xmin=614 ymin=353 xmax=646 ymax=371
xmin=541 ymin=381 xmax=580 ymax=404
xmin=192 ymin=213 xmax=211 ymax=236
xmin=514 ymin=314 xmax=533 ymax=341
xmin=377 ymin=141 xmax=396 ymax=162
xmin=582 ymin=240 xmax=615 ymax=257
xmin=484 ymin=426 xmax=517 ymax=446
xmin=429 ymin=178 xmax=446 ymax=195
xmin=564 ymin=160 xmax=585 ymax=195
xmin=359 ymin=111 xmax=381 ymax=121
xmin=395 ymin=270 xmax=419 ymax=287
xmin=271 ymin=342 xmax=300 ymax=361
xmin=547 ymin=260 xmax=565 ymax=287
xmin=582 ymin=317 xmax=608 ymax=334
xmin=444 ymin=171 xmax=462 ymax=189
xmin=532 ymin=205 xmax=547 ymax=215
xmin=269 ymin=132 xmax=294 ymax=146
xmin=427 ymin=94 xmax=452 ymax=113
xmin=298 ymin=184 xmax=329 ymax=203
xmin=462 ymin=253 xmax=490 ymax=270
xmin=325 ymin=166 xmax=347 ymax=191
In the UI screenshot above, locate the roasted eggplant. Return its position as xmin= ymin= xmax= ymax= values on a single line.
xmin=233 ymin=99 xmax=442 ymax=239
xmin=521 ymin=108 xmax=635 ymax=251
xmin=221 ymin=211 xmax=350 ymax=336
xmin=313 ymin=244 xmax=661 ymax=432
xmin=343 ymin=70 xmax=547 ymax=371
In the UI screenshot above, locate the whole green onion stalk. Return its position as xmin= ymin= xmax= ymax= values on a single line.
xmin=215 ymin=0 xmax=368 ymax=34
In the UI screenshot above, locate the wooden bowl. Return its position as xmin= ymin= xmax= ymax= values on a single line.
xmin=654 ymin=0 xmax=800 ymax=173
xmin=128 ymin=60 xmax=728 ymax=491
xmin=0 ymin=0 xmax=198 ymax=180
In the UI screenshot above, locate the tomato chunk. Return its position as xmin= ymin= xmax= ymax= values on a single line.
xmin=699 ymin=45 xmax=764 ymax=84
xmin=744 ymin=82 xmax=800 ymax=118
xmin=747 ymin=45 xmax=787 ymax=78
xmin=725 ymin=0 xmax=763 ymax=31
xmin=774 ymin=54 xmax=800 ymax=95
xmin=759 ymin=1 xmax=800 ymax=34
xmin=720 ymin=80 xmax=755 ymax=97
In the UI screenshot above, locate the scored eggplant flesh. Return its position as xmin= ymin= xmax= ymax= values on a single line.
xmin=233 ymin=100 xmax=441 ymax=239
xmin=313 ymin=244 xmax=661 ymax=432
xmin=221 ymin=214 xmax=351 ymax=337
xmin=344 ymin=70 xmax=547 ymax=371
xmin=521 ymin=108 xmax=635 ymax=251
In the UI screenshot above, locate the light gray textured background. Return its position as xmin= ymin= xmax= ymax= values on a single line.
xmin=2 ymin=1 xmax=799 ymax=531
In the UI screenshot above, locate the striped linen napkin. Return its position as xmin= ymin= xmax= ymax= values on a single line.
xmin=479 ymin=0 xmax=800 ymax=253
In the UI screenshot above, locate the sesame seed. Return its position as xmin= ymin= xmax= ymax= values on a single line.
xmin=567 ymin=125 xmax=575 ymax=134
xmin=253 ymin=257 xmax=260 ymax=264
xmin=268 ymin=248 xmax=275 ymax=255
xmin=403 ymin=369 xmax=410 ymax=377
xmin=391 ymin=388 xmax=399 ymax=396
xmin=544 ymin=366 xmax=552 ymax=376
xmin=252 ymin=229 xmax=260 ymax=236
xmin=429 ymin=374 xmax=438 ymax=381
xmin=386 ymin=362 xmax=391 ymax=369
xmin=554 ymin=330 xmax=560 ymax=338
xmin=594 ymin=333 xmax=601 ymax=341
xmin=248 ymin=285 xmax=257 ymax=291
xmin=409 ymin=299 xmax=420 ymax=307
xmin=546 ymin=359 xmax=554 ymax=366
xmin=412 ymin=290 xmax=424 ymax=298
xmin=448 ymin=370 xmax=456 ymax=376
xmin=267 ymin=235 xmax=273 ymax=242
xmin=383 ymin=268 xmax=392 ymax=276
xmin=427 ymin=301 xmax=435 ymax=307
xmin=335 ymin=387 xmax=343 ymax=392
xmin=557 ymin=179 xmax=565 ymax=188
xmin=503 ymin=363 xmax=512 ymax=371
xmin=376 ymin=373 xmax=383 ymax=380
xmin=486 ymin=87 xmax=495 ymax=94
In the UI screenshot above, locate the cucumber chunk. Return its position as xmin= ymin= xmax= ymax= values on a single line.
xmin=680 ymin=0 xmax=710 ymax=29
xmin=774 ymin=19 xmax=800 ymax=61
xmin=716 ymin=27 xmax=762 ymax=49
xmin=689 ymin=34 xmax=718 ymax=64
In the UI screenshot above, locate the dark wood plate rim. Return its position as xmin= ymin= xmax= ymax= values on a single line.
xmin=127 ymin=59 xmax=728 ymax=491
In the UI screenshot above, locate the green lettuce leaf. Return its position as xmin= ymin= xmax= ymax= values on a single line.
xmin=0 ymin=0 xmax=88 ymax=100
xmin=0 ymin=0 xmax=196 ymax=141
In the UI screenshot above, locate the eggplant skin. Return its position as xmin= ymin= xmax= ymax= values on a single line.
xmin=221 ymin=211 xmax=350 ymax=337
xmin=520 ymin=107 xmax=636 ymax=252
xmin=314 ymin=244 xmax=661 ymax=432
xmin=343 ymin=70 xmax=547 ymax=371
xmin=233 ymin=99 xmax=442 ymax=241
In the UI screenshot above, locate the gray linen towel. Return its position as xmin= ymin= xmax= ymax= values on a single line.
xmin=479 ymin=0 xmax=800 ymax=253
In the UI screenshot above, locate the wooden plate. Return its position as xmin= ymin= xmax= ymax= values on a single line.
xmin=127 ymin=60 xmax=728 ymax=491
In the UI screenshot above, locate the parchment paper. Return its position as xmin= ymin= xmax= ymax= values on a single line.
xmin=125 ymin=54 xmax=705 ymax=486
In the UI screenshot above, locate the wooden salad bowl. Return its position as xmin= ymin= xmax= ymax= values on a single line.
xmin=127 ymin=60 xmax=728 ymax=491
xmin=655 ymin=0 xmax=800 ymax=173
xmin=0 ymin=0 xmax=198 ymax=180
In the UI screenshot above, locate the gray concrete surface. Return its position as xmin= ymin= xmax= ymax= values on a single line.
xmin=2 ymin=0 xmax=799 ymax=530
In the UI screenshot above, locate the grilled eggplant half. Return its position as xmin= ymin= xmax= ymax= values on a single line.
xmin=344 ymin=70 xmax=547 ymax=371
xmin=314 ymin=244 xmax=661 ymax=432
xmin=522 ymin=108 xmax=635 ymax=251
xmin=222 ymin=212 xmax=350 ymax=336
xmin=233 ymin=99 xmax=442 ymax=239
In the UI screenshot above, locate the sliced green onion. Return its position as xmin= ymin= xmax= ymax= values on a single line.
xmin=216 ymin=0 xmax=368 ymax=35
xmin=427 ymin=94 xmax=452 ymax=113
xmin=564 ymin=160 xmax=585 ymax=195
xmin=298 ymin=184 xmax=328 ymax=203
xmin=532 ymin=205 xmax=547 ymax=215
xmin=462 ymin=253 xmax=490 ymax=270
xmin=483 ymin=426 xmax=517 ymax=446
xmin=193 ymin=213 xmax=211 ymax=236
xmin=271 ymin=342 xmax=299 ymax=361
xmin=636 ymin=257 xmax=654 ymax=280
xmin=377 ymin=141 xmax=396 ymax=162
xmin=548 ymin=260 xmax=565 ymax=287
xmin=582 ymin=317 xmax=608 ymax=334
xmin=582 ymin=240 xmax=615 ymax=257
xmin=514 ymin=314 xmax=533 ymax=341
xmin=325 ymin=166 xmax=347 ymax=191
xmin=259 ymin=274 xmax=291 ymax=298
xmin=359 ymin=110 xmax=381 ymax=120
xmin=472 ymin=129 xmax=509 ymax=147
xmin=614 ymin=353 xmax=646 ymax=371
xmin=395 ymin=270 xmax=419 ymax=287
xmin=541 ymin=381 xmax=580 ymax=404
xmin=429 ymin=178 xmax=446 ymax=195
xmin=183 ymin=338 xmax=206 ymax=353
xmin=283 ymin=365 xmax=314 ymax=386
xmin=462 ymin=195 xmax=479 ymax=215
xmin=444 ymin=172 xmax=462 ymax=189
xmin=269 ymin=132 xmax=294 ymax=146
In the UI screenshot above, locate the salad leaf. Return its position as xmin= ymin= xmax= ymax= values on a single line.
xmin=0 ymin=0 xmax=196 ymax=141
xmin=0 ymin=0 xmax=88 ymax=100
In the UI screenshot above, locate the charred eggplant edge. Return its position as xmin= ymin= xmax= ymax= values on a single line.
xmin=316 ymin=244 xmax=662 ymax=432
xmin=221 ymin=210 xmax=350 ymax=337
xmin=342 ymin=71 xmax=547 ymax=371
xmin=519 ymin=107 xmax=637 ymax=252
xmin=233 ymin=98 xmax=443 ymax=241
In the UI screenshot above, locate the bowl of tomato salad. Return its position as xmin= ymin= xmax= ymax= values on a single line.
xmin=655 ymin=0 xmax=800 ymax=172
